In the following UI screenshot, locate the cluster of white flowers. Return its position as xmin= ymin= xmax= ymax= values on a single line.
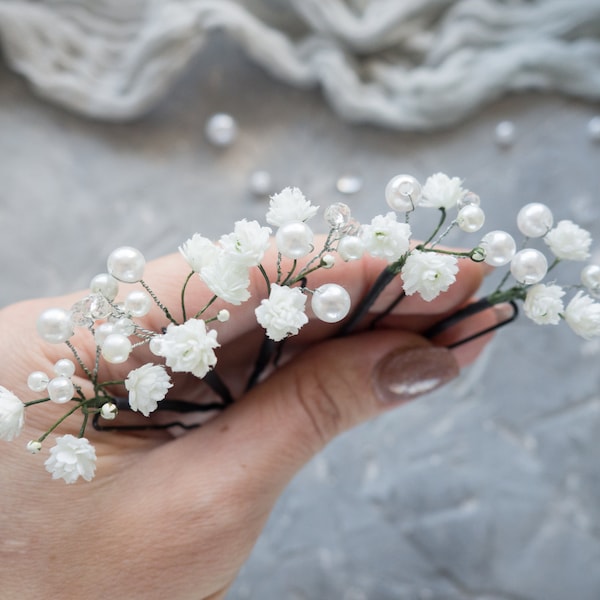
xmin=1 ymin=172 xmax=598 ymax=484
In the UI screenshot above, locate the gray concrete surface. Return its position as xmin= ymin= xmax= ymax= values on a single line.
xmin=1 ymin=33 xmax=600 ymax=600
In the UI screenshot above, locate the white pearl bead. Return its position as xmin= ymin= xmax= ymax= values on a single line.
xmin=149 ymin=336 xmax=163 ymax=355
xmin=324 ymin=203 xmax=352 ymax=229
xmin=217 ymin=309 xmax=230 ymax=322
xmin=36 ymin=308 xmax=73 ymax=344
xmin=27 ymin=371 xmax=49 ymax=392
xmin=204 ymin=113 xmax=238 ymax=147
xmin=112 ymin=317 xmax=136 ymax=336
xmin=385 ymin=174 xmax=422 ymax=212
xmin=54 ymin=358 xmax=75 ymax=378
xmin=107 ymin=246 xmax=145 ymax=283
xmin=100 ymin=402 xmax=118 ymax=420
xmin=457 ymin=205 xmax=485 ymax=233
xmin=338 ymin=235 xmax=365 ymax=261
xmin=510 ymin=249 xmax=548 ymax=284
xmin=90 ymin=273 xmax=119 ymax=301
xmin=101 ymin=334 xmax=132 ymax=364
xmin=336 ymin=174 xmax=363 ymax=195
xmin=47 ymin=376 xmax=75 ymax=404
xmin=248 ymin=170 xmax=273 ymax=196
xmin=26 ymin=440 xmax=42 ymax=454
xmin=581 ymin=264 xmax=600 ymax=292
xmin=517 ymin=203 xmax=553 ymax=238
xmin=495 ymin=120 xmax=516 ymax=147
xmin=94 ymin=322 xmax=115 ymax=346
xmin=321 ymin=254 xmax=335 ymax=268
xmin=125 ymin=290 xmax=152 ymax=317
xmin=480 ymin=230 xmax=517 ymax=266
xmin=276 ymin=222 xmax=314 ymax=259
xmin=457 ymin=191 xmax=481 ymax=209
xmin=311 ymin=283 xmax=352 ymax=323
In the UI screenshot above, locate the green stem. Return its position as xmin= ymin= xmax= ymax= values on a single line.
xmin=194 ymin=295 xmax=218 ymax=319
xmin=24 ymin=397 xmax=51 ymax=408
xmin=180 ymin=271 xmax=195 ymax=322
xmin=257 ymin=264 xmax=272 ymax=295
xmin=422 ymin=208 xmax=447 ymax=246
xmin=38 ymin=401 xmax=84 ymax=442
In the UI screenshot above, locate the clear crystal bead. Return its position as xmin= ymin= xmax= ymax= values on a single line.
xmin=324 ymin=203 xmax=352 ymax=229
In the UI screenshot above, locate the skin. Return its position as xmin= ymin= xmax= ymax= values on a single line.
xmin=0 ymin=246 xmax=496 ymax=600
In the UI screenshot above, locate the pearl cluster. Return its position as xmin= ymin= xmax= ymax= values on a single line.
xmin=27 ymin=358 xmax=76 ymax=405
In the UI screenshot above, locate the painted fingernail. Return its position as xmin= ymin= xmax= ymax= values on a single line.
xmin=373 ymin=346 xmax=459 ymax=404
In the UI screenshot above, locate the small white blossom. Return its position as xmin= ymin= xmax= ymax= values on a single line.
xmin=153 ymin=319 xmax=219 ymax=378
xmin=125 ymin=364 xmax=173 ymax=417
xmin=44 ymin=435 xmax=97 ymax=484
xmin=564 ymin=291 xmax=600 ymax=339
xmin=219 ymin=219 xmax=272 ymax=267
xmin=26 ymin=440 xmax=42 ymax=454
xmin=0 ymin=386 xmax=25 ymax=441
xmin=200 ymin=250 xmax=251 ymax=305
xmin=420 ymin=172 xmax=466 ymax=210
xmin=523 ymin=284 xmax=565 ymax=325
xmin=544 ymin=220 xmax=592 ymax=261
xmin=361 ymin=212 xmax=411 ymax=263
xmin=401 ymin=250 xmax=459 ymax=301
xmin=255 ymin=284 xmax=308 ymax=341
xmin=266 ymin=187 xmax=319 ymax=227
xmin=179 ymin=233 xmax=218 ymax=272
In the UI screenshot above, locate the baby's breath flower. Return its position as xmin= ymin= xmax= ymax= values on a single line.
xmin=361 ymin=212 xmax=411 ymax=263
xmin=523 ymin=284 xmax=565 ymax=325
xmin=153 ymin=319 xmax=220 ymax=378
xmin=0 ymin=386 xmax=25 ymax=442
xmin=544 ymin=220 xmax=592 ymax=261
xmin=564 ymin=291 xmax=600 ymax=339
xmin=255 ymin=284 xmax=308 ymax=341
xmin=220 ymin=219 xmax=272 ymax=267
xmin=200 ymin=251 xmax=251 ymax=305
xmin=44 ymin=435 xmax=97 ymax=484
xmin=266 ymin=187 xmax=319 ymax=227
xmin=420 ymin=172 xmax=466 ymax=210
xmin=125 ymin=364 xmax=172 ymax=417
xmin=179 ymin=233 xmax=218 ymax=273
xmin=401 ymin=250 xmax=458 ymax=301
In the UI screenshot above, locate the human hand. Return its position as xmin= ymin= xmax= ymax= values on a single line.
xmin=0 ymin=245 xmax=495 ymax=600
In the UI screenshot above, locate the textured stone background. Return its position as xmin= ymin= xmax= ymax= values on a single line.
xmin=1 ymin=33 xmax=599 ymax=600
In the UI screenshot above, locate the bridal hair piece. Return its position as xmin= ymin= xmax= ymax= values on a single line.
xmin=1 ymin=172 xmax=598 ymax=483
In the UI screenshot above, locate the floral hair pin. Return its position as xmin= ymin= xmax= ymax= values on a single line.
xmin=1 ymin=172 xmax=599 ymax=483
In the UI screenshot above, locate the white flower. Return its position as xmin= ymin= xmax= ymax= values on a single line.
xmin=179 ymin=233 xmax=218 ymax=272
xmin=266 ymin=187 xmax=319 ymax=227
xmin=153 ymin=319 xmax=219 ymax=378
xmin=401 ymin=250 xmax=459 ymax=301
xmin=0 ymin=386 xmax=25 ymax=441
xmin=420 ymin=172 xmax=466 ymax=210
xmin=219 ymin=219 xmax=272 ymax=267
xmin=544 ymin=220 xmax=592 ymax=261
xmin=125 ymin=363 xmax=173 ymax=417
xmin=255 ymin=284 xmax=308 ymax=341
xmin=564 ymin=291 xmax=600 ymax=339
xmin=361 ymin=212 xmax=411 ymax=263
xmin=44 ymin=435 xmax=97 ymax=484
xmin=523 ymin=284 xmax=565 ymax=325
xmin=200 ymin=250 xmax=251 ymax=305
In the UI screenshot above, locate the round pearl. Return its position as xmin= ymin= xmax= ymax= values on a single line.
xmin=100 ymin=402 xmax=118 ymax=420
xmin=457 ymin=205 xmax=485 ymax=233
xmin=495 ymin=120 xmax=516 ymax=147
xmin=36 ymin=308 xmax=73 ymax=344
xmin=311 ymin=284 xmax=352 ymax=323
xmin=588 ymin=116 xmax=600 ymax=142
xmin=27 ymin=371 xmax=49 ymax=393
xmin=125 ymin=290 xmax=152 ymax=317
xmin=112 ymin=317 xmax=136 ymax=336
xmin=217 ymin=309 xmax=230 ymax=322
xmin=149 ymin=336 xmax=163 ymax=355
xmin=94 ymin=322 xmax=115 ymax=346
xmin=336 ymin=174 xmax=363 ymax=195
xmin=54 ymin=358 xmax=75 ymax=378
xmin=480 ymin=230 xmax=517 ymax=266
xmin=324 ymin=202 xmax=352 ymax=229
xmin=107 ymin=246 xmax=145 ymax=283
xmin=204 ymin=113 xmax=238 ymax=147
xmin=581 ymin=264 xmax=600 ymax=292
xmin=26 ymin=440 xmax=42 ymax=454
xmin=101 ymin=334 xmax=132 ymax=364
xmin=457 ymin=191 xmax=481 ymax=209
xmin=510 ymin=249 xmax=548 ymax=284
xmin=47 ymin=376 xmax=75 ymax=404
xmin=276 ymin=222 xmax=314 ymax=259
xmin=385 ymin=174 xmax=422 ymax=212
xmin=338 ymin=235 xmax=365 ymax=261
xmin=248 ymin=170 xmax=273 ymax=196
xmin=517 ymin=203 xmax=554 ymax=238
xmin=90 ymin=273 xmax=119 ymax=301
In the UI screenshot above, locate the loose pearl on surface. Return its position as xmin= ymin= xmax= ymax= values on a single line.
xmin=517 ymin=203 xmax=554 ymax=238
xmin=27 ymin=371 xmax=49 ymax=392
xmin=385 ymin=174 xmax=422 ymax=212
xmin=101 ymin=334 xmax=132 ymax=364
xmin=90 ymin=273 xmax=119 ymax=301
xmin=324 ymin=202 xmax=352 ymax=229
xmin=311 ymin=283 xmax=352 ymax=323
xmin=480 ymin=230 xmax=517 ymax=266
xmin=457 ymin=205 xmax=485 ymax=232
xmin=125 ymin=290 xmax=152 ymax=317
xmin=276 ymin=222 xmax=314 ymax=259
xmin=338 ymin=235 xmax=365 ymax=261
xmin=54 ymin=358 xmax=75 ymax=378
xmin=107 ymin=246 xmax=145 ymax=283
xmin=47 ymin=376 xmax=75 ymax=404
xmin=204 ymin=113 xmax=238 ymax=147
xmin=581 ymin=264 xmax=600 ymax=292
xmin=510 ymin=249 xmax=548 ymax=284
xmin=37 ymin=308 xmax=73 ymax=344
